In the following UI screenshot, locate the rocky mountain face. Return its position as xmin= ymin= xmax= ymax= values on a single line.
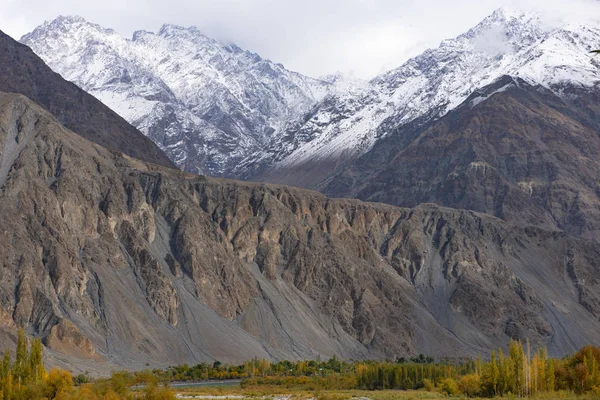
xmin=322 ymin=77 xmax=600 ymax=241
xmin=0 ymin=30 xmax=174 ymax=169
xmin=2 ymin=91 xmax=600 ymax=372
xmin=249 ymin=8 xmax=600 ymax=186
xmin=21 ymin=16 xmax=335 ymax=176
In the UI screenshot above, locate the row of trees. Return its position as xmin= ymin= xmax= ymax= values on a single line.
xmin=3 ymin=329 xmax=600 ymax=398
xmin=355 ymin=360 xmax=477 ymax=390
xmin=157 ymin=342 xmax=600 ymax=397
xmin=473 ymin=342 xmax=600 ymax=396
xmin=158 ymin=356 xmax=348 ymax=382
xmin=478 ymin=340 xmax=554 ymax=397
xmin=0 ymin=329 xmax=77 ymax=400
xmin=0 ymin=330 xmax=176 ymax=399
xmin=354 ymin=340 xmax=600 ymax=397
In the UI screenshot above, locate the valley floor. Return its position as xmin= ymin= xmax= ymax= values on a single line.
xmin=173 ymin=385 xmax=598 ymax=400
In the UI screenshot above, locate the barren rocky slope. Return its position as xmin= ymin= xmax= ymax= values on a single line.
xmin=1 ymin=91 xmax=600 ymax=371
xmin=0 ymin=29 xmax=174 ymax=169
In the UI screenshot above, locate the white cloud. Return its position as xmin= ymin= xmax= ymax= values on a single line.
xmin=1 ymin=0 xmax=599 ymax=79
xmin=473 ymin=24 xmax=513 ymax=55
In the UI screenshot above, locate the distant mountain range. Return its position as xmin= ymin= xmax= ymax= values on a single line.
xmin=21 ymin=16 xmax=340 ymax=176
xmin=322 ymin=75 xmax=600 ymax=240
xmin=21 ymin=9 xmax=600 ymax=185
xmin=250 ymin=8 xmax=600 ymax=186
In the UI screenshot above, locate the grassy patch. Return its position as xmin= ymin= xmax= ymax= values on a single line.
xmin=174 ymin=386 xmax=598 ymax=400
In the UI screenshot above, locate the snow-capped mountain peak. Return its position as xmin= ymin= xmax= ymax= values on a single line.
xmin=51 ymin=14 xmax=87 ymax=25
xmin=21 ymin=9 xmax=600 ymax=183
xmin=243 ymin=7 xmax=600 ymax=181
xmin=22 ymin=15 xmax=333 ymax=176
xmin=41 ymin=14 xmax=118 ymax=38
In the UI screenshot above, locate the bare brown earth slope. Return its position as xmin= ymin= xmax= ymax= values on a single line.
xmin=321 ymin=77 xmax=600 ymax=241
xmin=1 ymin=91 xmax=600 ymax=372
xmin=0 ymin=30 xmax=175 ymax=170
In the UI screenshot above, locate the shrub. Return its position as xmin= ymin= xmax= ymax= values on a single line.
xmin=73 ymin=373 xmax=89 ymax=386
xmin=440 ymin=378 xmax=460 ymax=396
xmin=459 ymin=374 xmax=481 ymax=397
xmin=423 ymin=378 xmax=435 ymax=392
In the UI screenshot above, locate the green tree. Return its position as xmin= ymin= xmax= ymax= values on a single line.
xmin=497 ymin=348 xmax=509 ymax=396
xmin=509 ymin=339 xmax=525 ymax=395
xmin=3 ymin=370 xmax=13 ymax=400
xmin=0 ymin=351 xmax=10 ymax=380
xmin=482 ymin=350 xmax=499 ymax=396
xmin=29 ymin=338 xmax=43 ymax=382
xmin=547 ymin=358 xmax=555 ymax=392
xmin=13 ymin=328 xmax=29 ymax=385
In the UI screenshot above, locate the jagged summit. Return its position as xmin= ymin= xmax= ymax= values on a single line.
xmin=245 ymin=7 xmax=600 ymax=186
xmin=483 ymin=7 xmax=540 ymax=24
xmin=21 ymin=9 xmax=600 ymax=182
xmin=39 ymin=14 xmax=116 ymax=36
xmin=155 ymin=23 xmax=217 ymax=44
xmin=21 ymin=15 xmax=335 ymax=176
xmin=47 ymin=14 xmax=87 ymax=24
xmin=434 ymin=8 xmax=543 ymax=58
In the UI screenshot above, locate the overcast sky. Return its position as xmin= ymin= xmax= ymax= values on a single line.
xmin=2 ymin=0 xmax=599 ymax=78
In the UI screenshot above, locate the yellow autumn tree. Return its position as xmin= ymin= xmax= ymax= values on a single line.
xmin=44 ymin=368 xmax=73 ymax=398
xmin=459 ymin=373 xmax=481 ymax=397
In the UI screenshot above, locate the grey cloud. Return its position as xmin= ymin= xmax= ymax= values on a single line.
xmin=2 ymin=0 xmax=599 ymax=78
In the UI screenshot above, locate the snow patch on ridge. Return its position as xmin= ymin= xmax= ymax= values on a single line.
xmin=470 ymin=83 xmax=515 ymax=108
